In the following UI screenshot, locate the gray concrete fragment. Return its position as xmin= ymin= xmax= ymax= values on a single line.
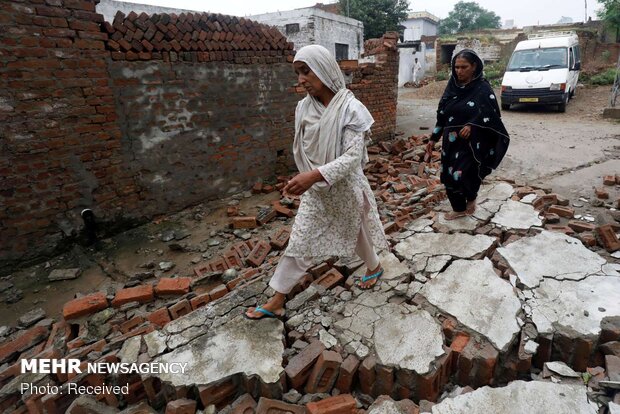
xmin=545 ymin=361 xmax=580 ymax=377
xmin=118 ymin=336 xmax=141 ymax=364
xmin=435 ymin=214 xmax=479 ymax=231
xmin=48 ymin=268 xmax=81 ymax=281
xmin=421 ymin=259 xmax=521 ymax=352
xmin=497 ymin=231 xmax=607 ymax=288
xmin=491 ymin=200 xmax=542 ymax=229
xmin=478 ymin=182 xmax=515 ymax=201
xmin=149 ymin=315 xmax=284 ymax=386
xmin=395 ymin=233 xmax=495 ymax=261
xmin=431 ymin=381 xmax=597 ymax=414
xmin=528 ymin=276 xmax=620 ymax=336
xmin=374 ymin=309 xmax=445 ymax=374
xmin=353 ymin=251 xmax=410 ymax=281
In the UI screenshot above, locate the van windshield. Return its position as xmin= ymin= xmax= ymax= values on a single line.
xmin=506 ymin=47 xmax=568 ymax=71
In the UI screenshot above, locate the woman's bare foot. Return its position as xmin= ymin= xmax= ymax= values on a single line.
xmin=444 ymin=211 xmax=468 ymax=220
xmin=466 ymin=200 xmax=476 ymax=215
xmin=356 ymin=264 xmax=383 ymax=290
xmin=245 ymin=292 xmax=286 ymax=319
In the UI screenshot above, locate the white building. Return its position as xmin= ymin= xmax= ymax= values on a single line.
xmin=249 ymin=7 xmax=364 ymax=60
xmin=398 ymin=11 xmax=440 ymax=86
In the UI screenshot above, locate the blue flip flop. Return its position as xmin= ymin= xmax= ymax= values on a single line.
xmin=244 ymin=305 xmax=285 ymax=320
xmin=356 ymin=268 xmax=384 ymax=290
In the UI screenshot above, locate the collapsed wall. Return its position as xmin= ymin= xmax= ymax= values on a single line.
xmin=0 ymin=0 xmax=399 ymax=273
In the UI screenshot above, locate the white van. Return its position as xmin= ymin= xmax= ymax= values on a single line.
xmin=500 ymin=31 xmax=581 ymax=112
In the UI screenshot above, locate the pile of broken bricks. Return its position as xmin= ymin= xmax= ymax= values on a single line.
xmin=1 ymin=135 xmax=619 ymax=414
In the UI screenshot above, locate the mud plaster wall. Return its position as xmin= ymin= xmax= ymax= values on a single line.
xmin=0 ymin=0 xmax=399 ymax=273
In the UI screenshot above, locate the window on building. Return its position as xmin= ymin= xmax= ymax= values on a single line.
xmin=335 ymin=43 xmax=349 ymax=61
xmin=285 ymin=23 xmax=300 ymax=34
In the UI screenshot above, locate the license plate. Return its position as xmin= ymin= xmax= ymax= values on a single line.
xmin=519 ymin=97 xmax=539 ymax=103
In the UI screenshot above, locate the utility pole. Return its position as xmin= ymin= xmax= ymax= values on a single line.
xmin=347 ymin=0 xmax=350 ymax=17
xmin=584 ymin=0 xmax=587 ymax=22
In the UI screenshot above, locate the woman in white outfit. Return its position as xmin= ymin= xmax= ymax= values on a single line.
xmin=245 ymin=45 xmax=388 ymax=320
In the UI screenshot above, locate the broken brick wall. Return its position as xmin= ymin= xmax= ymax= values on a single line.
xmin=0 ymin=1 xmax=399 ymax=273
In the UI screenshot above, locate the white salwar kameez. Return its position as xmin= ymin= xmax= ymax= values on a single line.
xmin=269 ymin=45 xmax=387 ymax=294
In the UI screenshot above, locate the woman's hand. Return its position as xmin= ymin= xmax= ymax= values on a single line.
xmin=459 ymin=125 xmax=472 ymax=139
xmin=283 ymin=170 xmax=323 ymax=196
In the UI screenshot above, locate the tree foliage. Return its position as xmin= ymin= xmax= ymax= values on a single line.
xmin=438 ymin=1 xmax=501 ymax=35
xmin=597 ymin=0 xmax=620 ymax=42
xmin=338 ymin=0 xmax=410 ymax=40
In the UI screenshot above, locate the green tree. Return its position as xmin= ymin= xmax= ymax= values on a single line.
xmin=597 ymin=0 xmax=620 ymax=42
xmin=339 ymin=0 xmax=410 ymax=40
xmin=438 ymin=1 xmax=501 ymax=35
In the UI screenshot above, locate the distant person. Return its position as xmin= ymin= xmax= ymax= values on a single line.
xmin=245 ymin=45 xmax=388 ymax=320
xmin=425 ymin=49 xmax=510 ymax=220
xmin=413 ymin=57 xmax=422 ymax=85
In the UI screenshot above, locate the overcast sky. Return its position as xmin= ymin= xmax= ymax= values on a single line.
xmin=116 ymin=0 xmax=605 ymax=28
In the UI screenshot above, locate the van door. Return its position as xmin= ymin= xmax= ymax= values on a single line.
xmin=568 ymin=46 xmax=580 ymax=96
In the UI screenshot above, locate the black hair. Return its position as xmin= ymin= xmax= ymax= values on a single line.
xmin=454 ymin=50 xmax=477 ymax=66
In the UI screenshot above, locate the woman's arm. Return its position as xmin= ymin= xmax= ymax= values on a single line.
xmin=317 ymin=128 xmax=365 ymax=186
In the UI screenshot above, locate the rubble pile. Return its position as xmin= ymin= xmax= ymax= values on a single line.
xmin=1 ymin=137 xmax=619 ymax=414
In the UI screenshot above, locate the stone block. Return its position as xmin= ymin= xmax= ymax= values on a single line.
xmin=305 ymin=350 xmax=343 ymax=394
xmin=284 ymin=340 xmax=325 ymax=390
xmin=63 ymin=292 xmax=108 ymax=320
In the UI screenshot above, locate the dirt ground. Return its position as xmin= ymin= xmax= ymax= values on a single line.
xmin=1 ymin=82 xmax=619 ymax=328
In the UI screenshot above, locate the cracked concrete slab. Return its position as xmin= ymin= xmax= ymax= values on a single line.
xmin=420 ymin=259 xmax=521 ymax=351
xmin=394 ymin=233 xmax=495 ymax=261
xmin=374 ymin=309 xmax=445 ymax=374
xmin=497 ymin=231 xmax=608 ymax=288
xmin=477 ymin=182 xmax=515 ymax=201
xmin=148 ymin=315 xmax=284 ymax=387
xmin=528 ymin=275 xmax=620 ymax=337
xmin=491 ymin=200 xmax=543 ymax=229
xmin=352 ymin=251 xmax=410 ymax=281
xmin=435 ymin=213 xmax=479 ymax=231
xmin=431 ymin=381 xmax=597 ymax=414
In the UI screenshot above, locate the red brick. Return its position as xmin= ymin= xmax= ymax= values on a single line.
xmin=595 ymin=187 xmax=609 ymax=199
xmin=545 ymin=225 xmax=575 ymax=235
xmin=567 ymin=220 xmax=596 ymax=233
xmin=63 ymin=292 xmax=108 ymax=319
xmin=198 ymin=377 xmax=239 ymax=409
xmin=251 ymin=182 xmax=263 ymax=193
xmin=374 ymin=364 xmax=394 ymax=396
xmin=0 ymin=325 xmax=49 ymax=364
xmin=306 ymin=394 xmax=356 ymax=414
xmin=257 ymin=207 xmax=277 ymax=225
xmin=208 ymin=284 xmax=228 ymax=300
xmin=285 ymin=340 xmax=325 ymax=389
xmin=222 ymin=250 xmax=243 ymax=268
xmin=120 ymin=315 xmax=144 ymax=334
xmin=232 ymin=241 xmax=252 ymax=258
xmin=165 ymin=398 xmax=196 ymax=414
xmin=169 ymin=299 xmax=192 ymax=319
xmin=358 ymin=355 xmax=377 ymax=395
xmin=595 ymin=224 xmax=620 ymax=252
xmin=532 ymin=194 xmax=558 ymax=210
xmin=231 ymin=394 xmax=256 ymax=414
xmin=155 ymin=277 xmax=191 ymax=296
xmin=190 ymin=293 xmax=211 ymax=310
xmin=603 ymin=175 xmax=616 ymax=186
xmin=246 ymin=240 xmax=271 ymax=267
xmin=112 ymin=285 xmax=154 ymax=307
xmin=312 ymin=268 xmax=344 ymax=290
xmin=231 ymin=216 xmax=257 ymax=229
xmin=227 ymin=206 xmax=239 ymax=217
xmin=270 ymin=227 xmax=291 ymax=250
xmin=547 ymin=205 xmax=574 ymax=218
xmin=147 ymin=307 xmax=171 ymax=327
xmin=305 ymin=350 xmax=343 ymax=393
xmin=256 ymin=397 xmax=305 ymax=414
xmin=272 ymin=201 xmax=294 ymax=217
xmin=335 ymin=354 xmax=359 ymax=393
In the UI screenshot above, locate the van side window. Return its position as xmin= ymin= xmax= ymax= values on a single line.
xmin=569 ymin=48 xmax=574 ymax=69
xmin=574 ymin=45 xmax=581 ymax=64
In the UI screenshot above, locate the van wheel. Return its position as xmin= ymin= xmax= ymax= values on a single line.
xmin=501 ymin=103 xmax=510 ymax=110
xmin=558 ymin=93 xmax=569 ymax=112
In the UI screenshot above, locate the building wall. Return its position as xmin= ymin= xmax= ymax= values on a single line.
xmin=250 ymin=8 xmax=364 ymax=59
xmin=401 ymin=18 xmax=437 ymax=42
xmin=0 ymin=0 xmax=399 ymax=273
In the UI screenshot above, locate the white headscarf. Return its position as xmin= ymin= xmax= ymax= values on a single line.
xmin=292 ymin=45 xmax=374 ymax=180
